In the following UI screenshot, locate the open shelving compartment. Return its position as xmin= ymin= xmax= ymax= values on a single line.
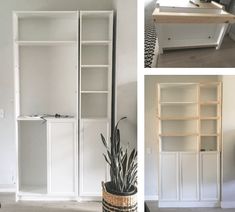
xmin=199 ymin=82 xmax=221 ymax=152
xmin=79 ymin=11 xmax=113 ymax=121
xmin=158 ymin=83 xmax=200 ymax=153
xmin=18 ymin=120 xmax=47 ymax=195
xmin=15 ymin=11 xmax=78 ymax=43
xmin=14 ymin=11 xmax=79 ymax=198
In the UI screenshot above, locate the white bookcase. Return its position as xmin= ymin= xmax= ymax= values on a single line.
xmin=13 ymin=11 xmax=79 ymax=201
xmin=14 ymin=10 xmax=113 ymax=201
xmin=79 ymin=11 xmax=113 ymax=198
xmin=157 ymin=82 xmax=222 ymax=207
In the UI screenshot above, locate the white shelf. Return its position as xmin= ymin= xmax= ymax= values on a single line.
xmin=15 ymin=11 xmax=78 ymax=19
xmin=16 ymin=41 xmax=77 ymax=46
xmin=81 ymin=40 xmax=111 ymax=45
xmin=17 ymin=116 xmax=76 ymax=121
xmin=81 ymin=65 xmax=109 ymax=68
xmin=81 ymin=91 xmax=108 ymax=94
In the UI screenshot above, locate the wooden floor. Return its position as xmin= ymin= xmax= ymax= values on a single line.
xmin=145 ymin=201 xmax=235 ymax=212
xmin=0 ymin=193 xmax=101 ymax=212
xmin=157 ymin=36 xmax=235 ymax=68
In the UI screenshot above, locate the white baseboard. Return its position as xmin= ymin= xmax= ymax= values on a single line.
xmin=145 ymin=195 xmax=158 ymax=201
xmin=0 ymin=184 xmax=16 ymax=193
xmin=221 ymin=201 xmax=235 ymax=208
xmin=229 ymin=31 xmax=235 ymax=41
xmin=159 ymin=201 xmax=220 ymax=208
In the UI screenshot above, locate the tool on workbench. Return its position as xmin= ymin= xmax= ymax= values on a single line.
xmin=189 ymin=0 xmax=200 ymax=7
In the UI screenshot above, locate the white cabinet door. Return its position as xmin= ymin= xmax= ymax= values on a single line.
xmin=160 ymin=152 xmax=179 ymax=201
xmin=48 ymin=121 xmax=77 ymax=195
xmin=180 ymin=152 xmax=199 ymax=201
xmin=80 ymin=120 xmax=109 ymax=197
xmin=200 ymin=152 xmax=220 ymax=201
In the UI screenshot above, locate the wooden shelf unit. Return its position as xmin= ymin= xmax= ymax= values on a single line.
xmin=157 ymin=82 xmax=222 ymax=207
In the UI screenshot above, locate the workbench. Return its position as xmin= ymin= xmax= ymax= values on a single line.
xmin=153 ymin=0 xmax=235 ymax=54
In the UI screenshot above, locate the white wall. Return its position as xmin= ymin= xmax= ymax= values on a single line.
xmin=0 ymin=0 xmax=113 ymax=190
xmin=144 ymin=75 xmax=219 ymax=199
xmin=113 ymin=0 xmax=137 ymax=149
xmin=222 ymin=76 xmax=235 ymax=206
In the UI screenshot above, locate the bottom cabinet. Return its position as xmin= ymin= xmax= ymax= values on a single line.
xmin=160 ymin=152 xmax=179 ymax=201
xmin=80 ymin=119 xmax=109 ymax=197
xmin=180 ymin=153 xmax=199 ymax=201
xmin=200 ymin=152 xmax=220 ymax=201
xmin=48 ymin=120 xmax=77 ymax=195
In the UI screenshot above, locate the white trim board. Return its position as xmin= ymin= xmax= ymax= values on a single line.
xmin=145 ymin=195 xmax=159 ymax=201
xmin=221 ymin=201 xmax=235 ymax=208
xmin=0 ymin=184 xmax=16 ymax=193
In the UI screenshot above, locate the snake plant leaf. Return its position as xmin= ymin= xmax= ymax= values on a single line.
xmin=101 ymin=133 xmax=108 ymax=148
xmin=103 ymin=154 xmax=111 ymax=166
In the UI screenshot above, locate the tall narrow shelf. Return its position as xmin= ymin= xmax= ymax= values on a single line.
xmin=157 ymin=82 xmax=222 ymax=207
xmin=79 ymin=11 xmax=113 ymax=198
xmin=14 ymin=11 xmax=79 ymax=201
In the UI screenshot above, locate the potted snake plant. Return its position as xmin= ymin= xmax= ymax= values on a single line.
xmin=101 ymin=117 xmax=137 ymax=212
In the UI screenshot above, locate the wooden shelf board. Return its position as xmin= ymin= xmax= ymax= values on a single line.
xmin=16 ymin=41 xmax=77 ymax=46
xmin=159 ymin=102 xmax=197 ymax=105
xmin=158 ymin=116 xmax=198 ymax=120
xmin=201 ymin=134 xmax=219 ymax=137
xmin=200 ymin=101 xmax=220 ymax=105
xmin=200 ymin=117 xmax=219 ymax=120
xmin=153 ymin=8 xmax=235 ymax=24
xmin=159 ymin=133 xmax=198 ymax=137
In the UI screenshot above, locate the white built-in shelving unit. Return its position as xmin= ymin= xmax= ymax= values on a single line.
xmin=157 ymin=82 xmax=222 ymax=207
xmin=79 ymin=11 xmax=113 ymax=198
xmin=14 ymin=10 xmax=113 ymax=201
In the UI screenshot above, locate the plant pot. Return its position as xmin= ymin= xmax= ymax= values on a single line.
xmin=102 ymin=182 xmax=137 ymax=212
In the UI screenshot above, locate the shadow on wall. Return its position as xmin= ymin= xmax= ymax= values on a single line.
xmin=145 ymin=0 xmax=156 ymax=8
xmin=222 ymin=129 xmax=235 ymax=201
xmin=116 ymin=81 xmax=137 ymax=149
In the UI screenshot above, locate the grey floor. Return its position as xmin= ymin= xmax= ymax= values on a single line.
xmin=0 ymin=193 xmax=101 ymax=212
xmin=146 ymin=201 xmax=235 ymax=212
xmin=157 ymin=35 xmax=235 ymax=68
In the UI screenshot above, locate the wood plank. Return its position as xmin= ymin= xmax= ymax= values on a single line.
xmin=157 ymin=116 xmax=198 ymax=120
xmin=153 ymin=8 xmax=235 ymax=24
xmin=156 ymin=0 xmax=222 ymax=9
xmin=159 ymin=133 xmax=199 ymax=137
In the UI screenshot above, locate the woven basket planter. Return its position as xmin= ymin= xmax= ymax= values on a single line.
xmin=102 ymin=182 xmax=137 ymax=212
